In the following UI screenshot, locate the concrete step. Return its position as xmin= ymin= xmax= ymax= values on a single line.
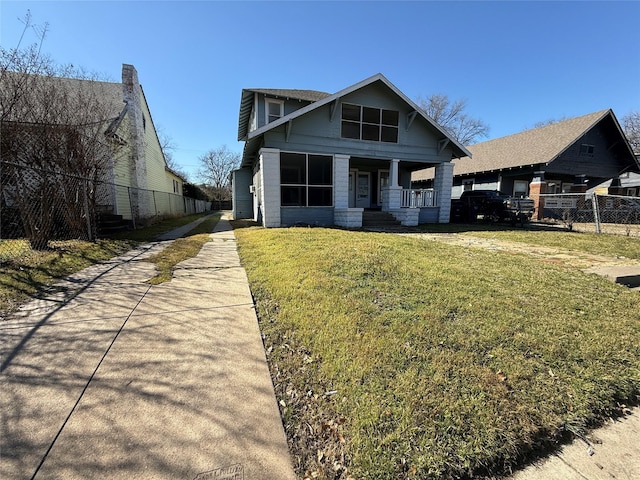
xmin=585 ymin=265 xmax=640 ymax=289
xmin=362 ymin=211 xmax=401 ymax=227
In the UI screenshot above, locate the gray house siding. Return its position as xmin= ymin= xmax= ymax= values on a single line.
xmin=262 ymin=89 xmax=455 ymax=165
xmin=232 ymin=167 xmax=253 ymax=219
xmin=419 ymin=208 xmax=440 ymax=223
xmin=281 ymin=207 xmax=334 ymax=226
xmin=254 ymin=93 xmax=316 ymax=131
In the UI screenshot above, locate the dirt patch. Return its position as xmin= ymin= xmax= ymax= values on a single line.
xmin=403 ymin=233 xmax=640 ymax=272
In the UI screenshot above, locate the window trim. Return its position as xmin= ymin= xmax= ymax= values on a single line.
xmin=265 ymin=98 xmax=284 ymax=124
xmin=341 ymin=103 xmax=399 ymax=143
xmin=579 ymin=143 xmax=595 ymax=157
xmin=513 ymin=180 xmax=529 ymax=197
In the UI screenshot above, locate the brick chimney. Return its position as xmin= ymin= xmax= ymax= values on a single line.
xmin=121 ymin=64 xmax=150 ymax=220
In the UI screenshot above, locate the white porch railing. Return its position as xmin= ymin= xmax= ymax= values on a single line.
xmin=401 ymin=189 xmax=437 ymax=207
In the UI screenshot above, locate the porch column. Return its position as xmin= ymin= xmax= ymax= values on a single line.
xmin=390 ymin=158 xmax=399 ymax=186
xmin=259 ymin=147 xmax=281 ymax=227
xmin=381 ymin=158 xmax=402 ymax=211
xmin=333 ymin=154 xmax=350 ymax=209
xmin=529 ymin=171 xmax=546 ymax=220
xmin=434 ymin=162 xmax=454 ymax=223
xmin=333 ymin=154 xmax=362 ymax=228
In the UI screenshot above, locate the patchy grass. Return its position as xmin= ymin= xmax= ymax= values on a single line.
xmin=0 ymin=238 xmax=136 ymax=316
xmin=234 ymin=226 xmax=640 ymax=479
xmin=145 ymin=214 xmax=220 ymax=284
xmin=0 ymin=212 xmax=218 ymax=317
xmin=458 ymin=228 xmax=640 ymax=260
xmin=418 ymin=223 xmax=640 ymax=260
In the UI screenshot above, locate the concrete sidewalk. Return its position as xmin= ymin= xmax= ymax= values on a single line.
xmin=0 ymin=214 xmax=295 ymax=479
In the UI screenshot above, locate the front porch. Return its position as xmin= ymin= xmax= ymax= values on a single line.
xmin=336 ymin=155 xmax=453 ymax=228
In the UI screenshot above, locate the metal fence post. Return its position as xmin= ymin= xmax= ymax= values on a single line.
xmin=83 ymin=178 xmax=94 ymax=241
xmin=592 ymin=193 xmax=601 ymax=234
xmin=127 ymin=186 xmax=136 ymax=230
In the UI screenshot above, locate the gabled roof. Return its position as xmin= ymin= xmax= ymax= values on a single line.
xmin=237 ymin=88 xmax=330 ymax=141
xmin=247 ymin=88 xmax=331 ymax=103
xmin=1 ymin=71 xmax=124 ymax=125
xmin=237 ymin=73 xmax=472 ymax=161
xmin=413 ymin=109 xmax=638 ymax=181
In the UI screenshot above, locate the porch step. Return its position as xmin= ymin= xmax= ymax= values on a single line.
xmin=362 ymin=211 xmax=403 ymax=231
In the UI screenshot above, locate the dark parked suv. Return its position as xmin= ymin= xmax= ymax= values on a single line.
xmin=451 ymin=190 xmax=535 ymax=224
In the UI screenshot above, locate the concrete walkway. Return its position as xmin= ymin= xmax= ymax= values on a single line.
xmin=510 ymin=411 xmax=640 ymax=480
xmin=0 ymin=214 xmax=296 ymax=480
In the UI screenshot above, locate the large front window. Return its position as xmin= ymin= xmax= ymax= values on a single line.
xmin=281 ymin=152 xmax=333 ymax=206
xmin=341 ymin=103 xmax=399 ymax=143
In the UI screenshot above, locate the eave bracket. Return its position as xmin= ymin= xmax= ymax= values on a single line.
xmin=285 ymin=120 xmax=293 ymax=142
xmin=406 ymin=111 xmax=418 ymax=131
xmin=438 ymin=138 xmax=450 ymax=154
xmin=330 ymin=98 xmax=341 ymax=122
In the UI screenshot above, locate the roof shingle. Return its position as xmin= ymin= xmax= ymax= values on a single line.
xmin=413 ymin=110 xmax=613 ymax=181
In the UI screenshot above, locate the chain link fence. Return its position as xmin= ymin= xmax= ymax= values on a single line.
xmin=1 ymin=161 xmax=212 ymax=262
xmin=539 ymin=193 xmax=640 ymax=237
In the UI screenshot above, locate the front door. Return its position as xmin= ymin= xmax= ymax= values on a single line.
xmin=348 ymin=169 xmax=357 ymax=208
xmin=356 ymin=172 xmax=371 ymax=208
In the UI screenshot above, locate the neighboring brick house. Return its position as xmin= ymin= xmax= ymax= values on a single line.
xmin=232 ymin=73 xmax=470 ymax=228
xmin=412 ymin=109 xmax=639 ymax=218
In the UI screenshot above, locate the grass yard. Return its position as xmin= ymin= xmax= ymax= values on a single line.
xmin=0 ymin=238 xmax=136 ymax=316
xmin=234 ymin=226 xmax=640 ymax=479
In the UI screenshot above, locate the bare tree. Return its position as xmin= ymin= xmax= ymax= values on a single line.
xmin=197 ymin=146 xmax=240 ymax=207
xmin=529 ymin=116 xmax=569 ymax=129
xmin=622 ymin=111 xmax=640 ymax=154
xmin=416 ymin=94 xmax=489 ymax=146
xmin=1 ymin=12 xmax=125 ymax=248
xmin=157 ymin=127 xmax=189 ymax=180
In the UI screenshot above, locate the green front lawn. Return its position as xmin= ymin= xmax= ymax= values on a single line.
xmin=234 ymin=226 xmax=640 ymax=479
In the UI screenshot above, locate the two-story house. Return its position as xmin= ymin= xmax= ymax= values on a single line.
xmin=232 ymin=74 xmax=470 ymax=228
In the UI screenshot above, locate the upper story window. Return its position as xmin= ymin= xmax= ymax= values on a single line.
xmin=579 ymin=144 xmax=595 ymax=157
xmin=341 ymin=103 xmax=399 ymax=143
xmin=266 ymin=99 xmax=284 ymax=124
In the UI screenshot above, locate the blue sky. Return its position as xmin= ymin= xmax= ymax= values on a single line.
xmin=2 ymin=1 xmax=639 ymax=181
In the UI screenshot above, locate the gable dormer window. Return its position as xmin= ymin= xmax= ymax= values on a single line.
xmin=341 ymin=103 xmax=399 ymax=143
xmin=579 ymin=144 xmax=595 ymax=157
xmin=266 ymin=99 xmax=284 ymax=124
